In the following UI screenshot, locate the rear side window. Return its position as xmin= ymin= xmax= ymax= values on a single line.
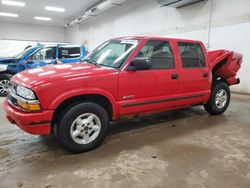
xmin=178 ymin=42 xmax=206 ymax=68
xmin=195 ymin=44 xmax=206 ymax=67
xmin=58 ymin=47 xmax=81 ymax=59
xmin=136 ymin=40 xmax=175 ymax=69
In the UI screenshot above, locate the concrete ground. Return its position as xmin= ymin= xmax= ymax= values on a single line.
xmin=0 ymin=94 xmax=250 ymax=188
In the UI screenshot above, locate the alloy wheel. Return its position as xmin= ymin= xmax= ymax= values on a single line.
xmin=70 ymin=113 xmax=101 ymax=144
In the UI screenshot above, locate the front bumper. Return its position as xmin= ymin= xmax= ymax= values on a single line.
xmin=3 ymin=100 xmax=53 ymax=135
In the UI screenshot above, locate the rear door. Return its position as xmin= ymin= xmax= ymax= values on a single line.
xmin=58 ymin=46 xmax=83 ymax=63
xmin=175 ymin=41 xmax=211 ymax=107
xmin=118 ymin=39 xmax=179 ymax=115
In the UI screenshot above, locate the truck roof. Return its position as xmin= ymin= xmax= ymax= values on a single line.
xmin=114 ymin=36 xmax=202 ymax=43
xmin=41 ymin=44 xmax=83 ymax=48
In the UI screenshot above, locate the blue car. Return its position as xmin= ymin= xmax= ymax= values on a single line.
xmin=0 ymin=44 xmax=86 ymax=96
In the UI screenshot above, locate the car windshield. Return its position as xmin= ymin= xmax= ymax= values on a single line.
xmin=83 ymin=39 xmax=140 ymax=68
xmin=14 ymin=46 xmax=35 ymax=59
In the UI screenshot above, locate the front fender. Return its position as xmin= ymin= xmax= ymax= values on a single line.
xmin=48 ymin=88 xmax=119 ymax=119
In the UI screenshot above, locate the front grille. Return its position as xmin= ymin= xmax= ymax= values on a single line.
xmin=10 ymin=82 xmax=17 ymax=94
xmin=7 ymin=93 xmax=20 ymax=110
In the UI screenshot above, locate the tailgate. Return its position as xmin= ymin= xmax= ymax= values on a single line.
xmin=208 ymin=50 xmax=243 ymax=85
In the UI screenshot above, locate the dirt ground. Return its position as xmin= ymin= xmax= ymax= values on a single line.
xmin=0 ymin=94 xmax=250 ymax=188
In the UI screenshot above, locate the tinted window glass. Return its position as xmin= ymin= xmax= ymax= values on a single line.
xmin=195 ymin=44 xmax=206 ymax=67
xmin=14 ymin=46 xmax=34 ymax=59
xmin=136 ymin=40 xmax=175 ymax=69
xmin=178 ymin=42 xmax=206 ymax=68
xmin=85 ymin=39 xmax=139 ymax=68
xmin=31 ymin=47 xmax=56 ymax=60
xmin=59 ymin=47 xmax=81 ymax=59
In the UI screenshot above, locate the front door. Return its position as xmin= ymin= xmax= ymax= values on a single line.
xmin=26 ymin=47 xmax=56 ymax=69
xmin=118 ymin=40 xmax=179 ymax=116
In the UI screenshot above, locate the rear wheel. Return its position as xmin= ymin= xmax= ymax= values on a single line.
xmin=0 ymin=74 xmax=11 ymax=97
xmin=54 ymin=102 xmax=109 ymax=153
xmin=204 ymin=82 xmax=230 ymax=115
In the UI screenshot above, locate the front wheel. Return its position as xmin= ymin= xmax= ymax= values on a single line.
xmin=0 ymin=74 xmax=12 ymax=97
xmin=204 ymin=82 xmax=230 ymax=115
xmin=54 ymin=102 xmax=109 ymax=153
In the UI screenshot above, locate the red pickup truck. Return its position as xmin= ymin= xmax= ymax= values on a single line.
xmin=3 ymin=36 xmax=242 ymax=153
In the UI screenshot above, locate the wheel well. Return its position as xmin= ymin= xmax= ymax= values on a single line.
xmin=51 ymin=94 xmax=113 ymax=127
xmin=212 ymin=77 xmax=228 ymax=89
xmin=0 ymin=73 xmax=12 ymax=78
xmin=212 ymin=58 xmax=228 ymax=75
xmin=211 ymin=58 xmax=229 ymax=87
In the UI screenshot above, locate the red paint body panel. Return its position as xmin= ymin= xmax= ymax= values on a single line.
xmin=3 ymin=101 xmax=52 ymax=135
xmin=208 ymin=50 xmax=242 ymax=85
xmin=118 ymin=38 xmax=178 ymax=115
xmin=172 ymin=40 xmax=211 ymax=107
xmin=12 ymin=63 xmax=119 ymax=110
xmin=4 ymin=36 xmax=243 ymax=135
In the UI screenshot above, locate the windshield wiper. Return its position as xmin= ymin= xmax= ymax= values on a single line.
xmin=82 ymin=58 xmax=99 ymax=66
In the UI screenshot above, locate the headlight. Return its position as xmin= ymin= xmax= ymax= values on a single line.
xmin=8 ymin=85 xmax=41 ymax=112
xmin=0 ymin=64 xmax=7 ymax=72
xmin=16 ymin=85 xmax=36 ymax=100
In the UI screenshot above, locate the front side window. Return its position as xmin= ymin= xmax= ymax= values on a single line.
xmin=31 ymin=47 xmax=56 ymax=61
xmin=136 ymin=40 xmax=175 ymax=69
xmin=59 ymin=47 xmax=81 ymax=59
xmin=84 ymin=39 xmax=139 ymax=68
xmin=178 ymin=42 xmax=206 ymax=68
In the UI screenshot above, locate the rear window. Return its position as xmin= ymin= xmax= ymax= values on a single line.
xmin=58 ymin=47 xmax=81 ymax=59
xmin=178 ymin=42 xmax=206 ymax=68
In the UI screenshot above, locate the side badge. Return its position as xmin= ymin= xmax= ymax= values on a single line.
xmin=123 ymin=95 xmax=135 ymax=99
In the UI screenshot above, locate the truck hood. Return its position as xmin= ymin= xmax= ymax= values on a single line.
xmin=0 ymin=57 xmax=17 ymax=72
xmin=0 ymin=57 xmax=16 ymax=64
xmin=12 ymin=63 xmax=117 ymax=88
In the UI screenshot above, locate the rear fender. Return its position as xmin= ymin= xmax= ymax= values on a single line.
xmin=208 ymin=50 xmax=242 ymax=85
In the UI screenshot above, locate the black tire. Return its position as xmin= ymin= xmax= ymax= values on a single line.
xmin=204 ymin=82 xmax=230 ymax=115
xmin=0 ymin=74 xmax=12 ymax=97
xmin=54 ymin=102 xmax=109 ymax=153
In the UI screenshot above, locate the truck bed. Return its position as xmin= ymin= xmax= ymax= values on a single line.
xmin=208 ymin=50 xmax=242 ymax=85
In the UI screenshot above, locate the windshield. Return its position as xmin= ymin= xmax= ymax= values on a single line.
xmin=84 ymin=39 xmax=140 ymax=68
xmin=14 ymin=46 xmax=35 ymax=59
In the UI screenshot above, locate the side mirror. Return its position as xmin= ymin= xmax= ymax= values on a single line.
xmin=27 ymin=60 xmax=33 ymax=64
xmin=28 ymin=55 xmax=33 ymax=60
xmin=80 ymin=57 xmax=85 ymax=62
xmin=127 ymin=57 xmax=151 ymax=71
xmin=26 ymin=56 xmax=33 ymax=63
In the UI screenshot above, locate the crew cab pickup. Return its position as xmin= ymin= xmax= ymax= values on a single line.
xmin=0 ymin=44 xmax=86 ymax=96
xmin=3 ymin=36 xmax=242 ymax=153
